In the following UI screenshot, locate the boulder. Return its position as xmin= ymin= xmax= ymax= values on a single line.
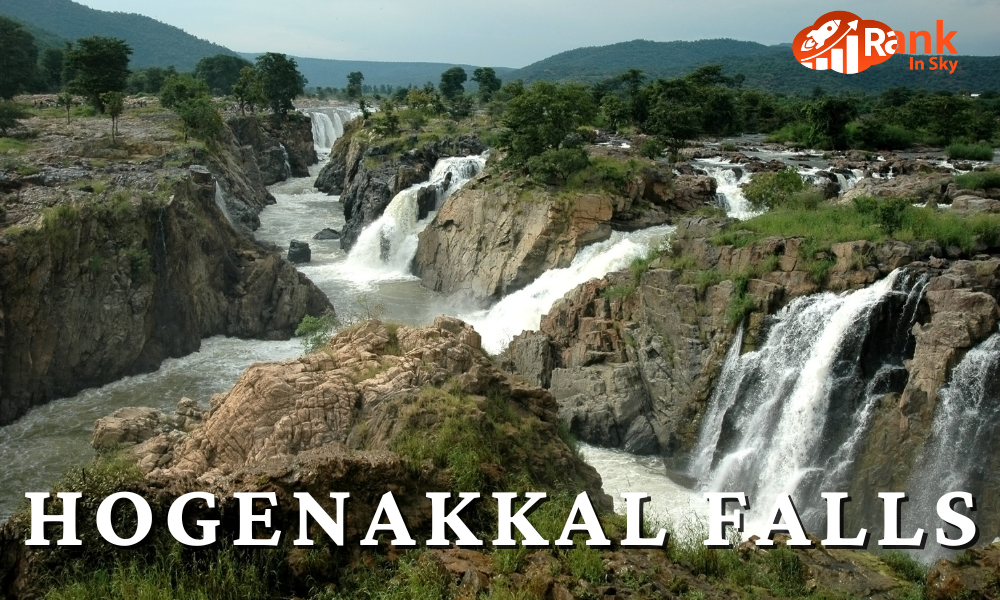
xmin=313 ymin=228 xmax=341 ymax=240
xmin=288 ymin=240 xmax=311 ymax=263
xmin=92 ymin=407 xmax=177 ymax=449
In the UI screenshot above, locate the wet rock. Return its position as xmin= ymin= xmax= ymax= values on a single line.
xmin=503 ymin=331 xmax=554 ymax=388
xmin=952 ymin=195 xmax=1000 ymax=214
xmin=313 ymin=228 xmax=341 ymax=240
xmin=288 ymin=240 xmax=311 ymax=263
xmin=92 ymin=407 xmax=178 ymax=449
xmin=622 ymin=416 xmax=659 ymax=455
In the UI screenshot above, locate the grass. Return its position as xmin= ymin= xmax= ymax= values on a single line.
xmin=954 ymin=170 xmax=1000 ymax=191
xmin=0 ymin=137 xmax=29 ymax=153
xmin=946 ymin=142 xmax=996 ymax=162
xmin=880 ymin=550 xmax=927 ymax=584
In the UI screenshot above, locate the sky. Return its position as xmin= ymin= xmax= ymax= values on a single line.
xmin=74 ymin=0 xmax=1000 ymax=67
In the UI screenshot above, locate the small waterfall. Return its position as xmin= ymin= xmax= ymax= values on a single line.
xmin=214 ymin=183 xmax=234 ymax=225
xmin=303 ymin=108 xmax=361 ymax=155
xmin=463 ymin=225 xmax=675 ymax=354
xmin=695 ymin=159 xmax=757 ymax=220
xmin=688 ymin=270 xmax=928 ymax=532
xmin=342 ymin=155 xmax=487 ymax=280
xmin=279 ymin=143 xmax=292 ymax=179
xmin=906 ymin=330 xmax=1000 ymax=561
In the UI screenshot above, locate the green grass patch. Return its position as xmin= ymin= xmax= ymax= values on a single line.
xmin=954 ymin=170 xmax=1000 ymax=191
xmin=0 ymin=137 xmax=28 ymax=153
xmin=946 ymin=142 xmax=996 ymax=162
xmin=880 ymin=550 xmax=927 ymax=584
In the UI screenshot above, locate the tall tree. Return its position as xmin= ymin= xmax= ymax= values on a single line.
xmin=471 ymin=67 xmax=501 ymax=101
xmin=499 ymin=81 xmax=596 ymax=162
xmin=65 ymin=36 xmax=132 ymax=112
xmin=100 ymin=91 xmax=124 ymax=143
xmin=194 ymin=54 xmax=252 ymax=95
xmin=159 ymin=73 xmax=209 ymax=109
xmin=41 ymin=47 xmax=65 ymax=92
xmin=439 ymin=67 xmax=467 ymax=101
xmin=255 ymin=53 xmax=306 ymax=114
xmin=346 ymin=71 xmax=364 ymax=99
xmin=232 ymin=66 xmax=264 ymax=115
xmin=0 ymin=16 xmax=39 ymax=100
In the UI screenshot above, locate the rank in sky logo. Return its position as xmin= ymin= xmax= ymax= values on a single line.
xmin=793 ymin=11 xmax=897 ymax=74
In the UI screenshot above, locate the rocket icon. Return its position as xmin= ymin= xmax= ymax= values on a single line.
xmin=801 ymin=20 xmax=841 ymax=52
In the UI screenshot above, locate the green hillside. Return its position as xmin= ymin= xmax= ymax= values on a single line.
xmin=6 ymin=16 xmax=69 ymax=50
xmin=240 ymin=54 xmax=516 ymax=90
xmin=510 ymin=39 xmax=1000 ymax=94
xmin=0 ymin=0 xmax=238 ymax=70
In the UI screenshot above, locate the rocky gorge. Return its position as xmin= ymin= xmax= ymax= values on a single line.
xmin=0 ymin=109 xmax=332 ymax=426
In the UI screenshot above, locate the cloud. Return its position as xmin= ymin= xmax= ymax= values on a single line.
xmin=74 ymin=0 xmax=1000 ymax=66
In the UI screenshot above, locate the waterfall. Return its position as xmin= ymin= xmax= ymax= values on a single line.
xmin=341 ymin=155 xmax=487 ymax=281
xmin=905 ymin=330 xmax=1000 ymax=561
xmin=463 ymin=225 xmax=675 ymax=354
xmin=279 ymin=143 xmax=292 ymax=179
xmin=303 ymin=108 xmax=361 ymax=155
xmin=214 ymin=183 xmax=234 ymax=225
xmin=695 ymin=159 xmax=757 ymax=220
xmin=688 ymin=270 xmax=928 ymax=532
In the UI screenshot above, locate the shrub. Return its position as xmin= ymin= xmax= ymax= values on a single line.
xmin=743 ymin=168 xmax=807 ymax=211
xmin=639 ymin=138 xmax=665 ymax=159
xmin=946 ymin=142 xmax=995 ymax=162
xmin=0 ymin=101 xmax=29 ymax=136
xmin=175 ymin=97 xmax=223 ymax=141
xmin=881 ymin=550 xmax=927 ymax=584
xmin=853 ymin=196 xmax=911 ymax=234
xmin=954 ymin=170 xmax=1000 ymax=190
xmin=295 ymin=310 xmax=339 ymax=353
xmin=526 ymin=148 xmax=590 ymax=184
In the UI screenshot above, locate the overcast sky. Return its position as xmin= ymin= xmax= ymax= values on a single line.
xmin=74 ymin=0 xmax=1000 ymax=67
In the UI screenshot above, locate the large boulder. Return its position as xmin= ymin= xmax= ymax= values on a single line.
xmin=287 ymin=240 xmax=311 ymax=263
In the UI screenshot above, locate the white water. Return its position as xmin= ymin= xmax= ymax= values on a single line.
xmin=213 ymin=183 xmax=234 ymax=226
xmin=340 ymin=156 xmax=486 ymax=283
xmin=465 ymin=225 xmax=675 ymax=354
xmin=694 ymin=158 xmax=759 ymax=220
xmin=688 ymin=271 xmax=911 ymax=535
xmin=279 ymin=143 xmax=292 ymax=179
xmin=303 ymin=107 xmax=362 ymax=155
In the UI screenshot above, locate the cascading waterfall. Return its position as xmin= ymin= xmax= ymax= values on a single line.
xmin=688 ymin=270 xmax=928 ymax=532
xmin=463 ymin=225 xmax=675 ymax=354
xmin=341 ymin=155 xmax=487 ymax=280
xmin=905 ymin=330 xmax=1000 ymax=561
xmin=279 ymin=143 xmax=292 ymax=179
xmin=695 ymin=159 xmax=757 ymax=220
xmin=303 ymin=108 xmax=361 ymax=155
xmin=214 ymin=183 xmax=234 ymax=225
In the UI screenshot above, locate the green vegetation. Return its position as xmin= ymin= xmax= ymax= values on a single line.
xmin=158 ymin=73 xmax=209 ymax=109
xmin=0 ymin=16 xmax=39 ymax=100
xmin=295 ymin=310 xmax=340 ymax=353
xmin=231 ymin=66 xmax=265 ymax=115
xmin=499 ymin=80 xmax=596 ymax=165
xmin=65 ymin=36 xmax=132 ymax=111
xmin=0 ymin=0 xmax=239 ymax=71
xmin=880 ymin=550 xmax=928 ymax=584
xmin=194 ymin=54 xmax=253 ymax=95
xmin=0 ymin=101 xmax=30 ymax=135
xmin=946 ymin=142 xmax=996 ymax=162
xmin=99 ymin=91 xmax=124 ymax=143
xmin=743 ymin=168 xmax=809 ymax=211
xmin=255 ymin=52 xmax=307 ymax=114
xmin=472 ymin=67 xmax=502 ymax=101
xmin=954 ymin=170 xmax=1000 ymax=191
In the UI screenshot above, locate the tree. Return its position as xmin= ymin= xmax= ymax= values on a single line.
xmin=471 ymin=67 xmax=501 ymax=101
xmin=57 ymin=92 xmax=73 ymax=124
xmin=804 ymin=96 xmax=858 ymax=150
xmin=159 ymin=73 xmax=209 ymax=109
xmin=41 ymin=47 xmax=65 ymax=92
xmin=0 ymin=16 xmax=39 ymax=100
xmin=232 ymin=66 xmax=265 ymax=115
xmin=127 ymin=66 xmax=175 ymax=95
xmin=0 ymin=102 xmax=29 ymax=135
xmin=346 ymin=71 xmax=364 ymax=99
xmin=255 ymin=53 xmax=306 ymax=114
xmin=499 ymin=81 xmax=596 ymax=163
xmin=176 ymin=97 xmax=223 ymax=141
xmin=194 ymin=54 xmax=253 ymax=95
xmin=100 ymin=91 xmax=124 ymax=143
xmin=65 ymin=36 xmax=132 ymax=112
xmin=439 ymin=67 xmax=467 ymax=101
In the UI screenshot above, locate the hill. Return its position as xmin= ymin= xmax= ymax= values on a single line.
xmin=239 ymin=53 xmax=516 ymax=90
xmin=0 ymin=0 xmax=238 ymax=70
xmin=510 ymin=39 xmax=1000 ymax=94
xmin=6 ymin=16 xmax=69 ymax=51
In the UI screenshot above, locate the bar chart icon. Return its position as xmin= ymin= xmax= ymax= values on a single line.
xmin=799 ymin=22 xmax=860 ymax=74
xmin=794 ymin=11 xmax=897 ymax=76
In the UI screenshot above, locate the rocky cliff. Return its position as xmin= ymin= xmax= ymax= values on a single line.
xmin=413 ymin=159 xmax=717 ymax=304
xmin=507 ymin=217 xmax=1000 ymax=461
xmin=0 ymin=113 xmax=332 ymax=426
xmin=314 ymin=123 xmax=487 ymax=250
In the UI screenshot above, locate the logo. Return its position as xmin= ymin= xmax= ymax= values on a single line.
xmin=793 ymin=11 xmax=898 ymax=74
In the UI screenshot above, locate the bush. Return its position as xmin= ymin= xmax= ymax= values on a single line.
xmin=175 ymin=97 xmax=223 ymax=141
xmin=881 ymin=550 xmax=927 ymax=584
xmin=295 ymin=310 xmax=339 ymax=353
xmin=159 ymin=73 xmax=209 ymax=109
xmin=743 ymin=168 xmax=807 ymax=211
xmin=853 ymin=196 xmax=910 ymax=234
xmin=954 ymin=170 xmax=1000 ymax=190
xmin=0 ymin=101 xmax=29 ymax=135
xmin=946 ymin=142 xmax=995 ymax=162
xmin=639 ymin=138 xmax=665 ymax=159
xmin=526 ymin=148 xmax=590 ymax=184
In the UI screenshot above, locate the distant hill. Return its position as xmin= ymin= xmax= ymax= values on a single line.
xmin=509 ymin=39 xmax=1000 ymax=94
xmin=6 ymin=16 xmax=69 ymax=51
xmin=239 ymin=54 xmax=517 ymax=90
xmin=0 ymin=0 xmax=239 ymax=70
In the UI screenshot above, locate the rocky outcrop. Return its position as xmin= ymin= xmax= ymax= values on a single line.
xmin=509 ymin=217 xmax=1000 ymax=460
xmin=315 ymin=125 xmax=486 ymax=250
xmin=227 ymin=113 xmax=316 ymax=183
xmin=413 ymin=165 xmax=716 ymax=304
xmin=0 ymin=166 xmax=332 ymax=426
